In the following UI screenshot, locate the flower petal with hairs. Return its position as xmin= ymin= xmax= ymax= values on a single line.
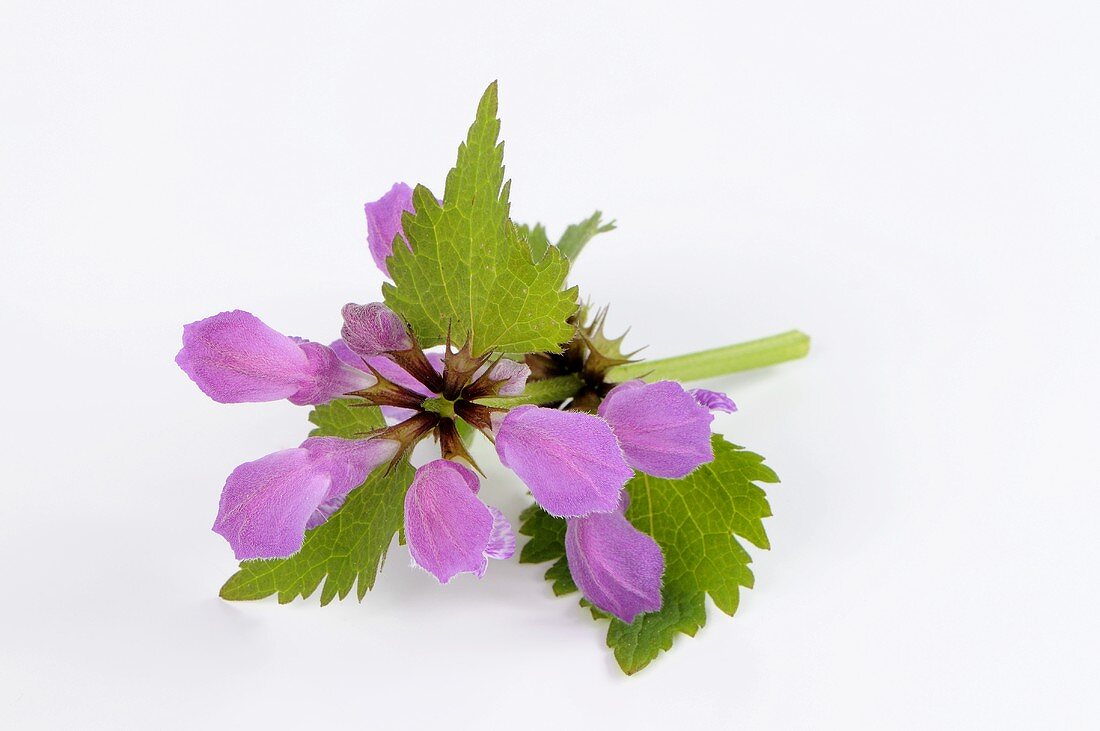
xmin=331 ymin=340 xmax=442 ymax=420
xmin=598 ymin=380 xmax=714 ymax=479
xmin=689 ymin=388 xmax=737 ymax=413
xmin=341 ymin=302 xmax=412 ymax=357
xmin=495 ymin=405 xmax=632 ymax=518
xmin=212 ymin=437 xmax=398 ymax=560
xmin=404 ymin=460 xmax=513 ymax=583
xmin=485 ymin=507 xmax=517 ymax=560
xmin=485 ymin=359 xmax=531 ymax=396
xmin=289 ymin=341 xmax=377 ymax=405
xmin=176 ymin=310 xmax=372 ymax=404
xmin=365 ymin=182 xmax=415 ymax=276
xmin=565 ymin=497 xmax=664 ymax=623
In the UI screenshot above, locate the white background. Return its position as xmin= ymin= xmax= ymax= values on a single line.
xmin=2 ymin=2 xmax=1097 ymax=728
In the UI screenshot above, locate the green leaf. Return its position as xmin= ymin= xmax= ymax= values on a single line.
xmin=305 ymin=398 xmax=384 ymax=438
xmin=518 ymin=504 xmax=578 ymax=595
xmin=383 ymin=82 xmax=578 ymax=355
xmin=219 ymin=400 xmax=414 ymax=605
xmin=516 ymin=222 xmax=551 ymax=262
xmin=517 ymin=434 xmax=778 ymax=674
xmin=516 ymin=211 xmax=616 ymax=265
xmin=556 ymin=211 xmax=615 ymax=262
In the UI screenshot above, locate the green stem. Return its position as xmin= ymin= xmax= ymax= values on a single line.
xmin=606 ymin=329 xmax=810 ymax=383
xmin=478 ymin=373 xmax=584 ymax=409
xmin=480 ymin=330 xmax=809 ymax=407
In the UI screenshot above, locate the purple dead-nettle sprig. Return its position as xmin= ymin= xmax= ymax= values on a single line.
xmin=174 ymin=194 xmax=734 ymax=615
xmin=176 ymin=295 xmax=733 ymax=617
xmin=177 ymin=83 xmax=808 ymax=674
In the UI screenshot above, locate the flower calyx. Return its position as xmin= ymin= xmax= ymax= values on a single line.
xmin=344 ymin=314 xmax=534 ymax=473
xmin=525 ymin=305 xmax=644 ymax=412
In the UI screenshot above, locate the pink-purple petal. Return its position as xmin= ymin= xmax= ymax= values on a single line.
xmin=289 ymin=341 xmax=375 ymax=405
xmin=341 ymin=302 xmax=412 ymax=357
xmin=329 ymin=338 xmax=364 ymax=371
xmin=495 ymin=405 xmax=632 ymax=518
xmin=470 ymin=359 xmax=530 ymax=396
xmin=365 ymin=182 xmax=415 ymax=277
xmin=302 ymin=437 xmax=397 ymax=527
xmin=300 ymin=436 xmax=399 ymax=499
xmin=330 ymin=339 xmax=440 ymax=396
xmin=331 ymin=340 xmax=442 ymax=421
xmin=305 ymin=495 xmax=347 ymax=530
xmin=598 ymin=379 xmax=715 ymax=479
xmin=177 ymin=310 xmax=308 ymax=403
xmin=404 ymin=460 xmax=496 ymax=583
xmin=484 ymin=507 xmax=516 ymax=560
xmin=689 ymin=388 xmax=738 ymax=413
xmin=212 ymin=438 xmax=397 ymax=560
xmin=372 ymin=357 xmax=425 ymax=395
xmin=565 ymin=507 xmax=664 ymax=624
xmin=488 ymin=359 xmax=530 ymax=396
xmin=212 ymin=448 xmax=329 ymax=560
xmin=176 ymin=311 xmax=371 ymax=405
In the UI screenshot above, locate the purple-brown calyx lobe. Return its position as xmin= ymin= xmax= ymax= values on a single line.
xmin=338 ymin=304 xmax=531 ymax=472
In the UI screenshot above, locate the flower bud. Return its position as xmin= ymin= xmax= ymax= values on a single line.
xmin=341 ymin=302 xmax=412 ymax=356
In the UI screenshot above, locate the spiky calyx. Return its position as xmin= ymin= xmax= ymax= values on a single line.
xmin=524 ymin=305 xmax=643 ymax=412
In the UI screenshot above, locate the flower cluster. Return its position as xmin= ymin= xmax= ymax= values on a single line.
xmin=177 ymin=183 xmax=736 ymax=623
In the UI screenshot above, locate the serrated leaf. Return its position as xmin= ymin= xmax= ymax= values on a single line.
xmin=306 ymin=398 xmax=384 ymax=437
xmin=518 ymin=434 xmax=778 ymax=674
xmin=518 ymin=504 xmax=578 ymax=595
xmin=556 ymin=211 xmax=615 ymax=262
xmin=516 ymin=222 xmax=551 ymax=262
xmin=544 ymin=557 xmax=578 ymax=596
xmin=383 ymin=82 xmax=578 ymax=355
xmin=517 ymin=211 xmax=616 ymax=265
xmin=518 ymin=503 xmax=566 ymax=562
xmin=219 ymin=399 xmax=414 ymax=605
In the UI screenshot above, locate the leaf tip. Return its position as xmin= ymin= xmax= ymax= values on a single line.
xmin=478 ymin=80 xmax=499 ymax=117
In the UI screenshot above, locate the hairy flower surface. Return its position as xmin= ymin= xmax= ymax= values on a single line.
xmin=495 ymin=405 xmax=632 ymax=517
xmin=341 ymin=301 xmax=413 ymax=355
xmin=364 ymin=182 xmax=415 ymax=277
xmin=212 ymin=436 xmax=398 ymax=560
xmin=404 ymin=460 xmax=514 ymax=582
xmin=690 ymin=388 xmax=738 ymax=413
xmin=598 ymin=379 xmax=715 ymax=479
xmin=565 ymin=494 xmax=664 ymax=624
xmin=176 ymin=310 xmax=373 ymax=404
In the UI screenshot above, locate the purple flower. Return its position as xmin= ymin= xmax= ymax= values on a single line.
xmin=690 ymin=388 xmax=737 ymax=413
xmin=481 ymin=358 xmax=531 ymax=397
xmin=566 ymin=495 xmax=664 ymax=623
xmin=179 ymin=298 xmax=714 ymax=622
xmin=213 ymin=436 xmax=399 ymax=560
xmin=341 ymin=302 xmax=412 ymax=356
xmin=330 ymin=339 xmax=444 ymax=421
xmin=175 ymin=310 xmax=373 ymax=405
xmin=365 ymin=182 xmax=415 ymax=277
xmin=495 ymin=405 xmax=633 ymax=517
xmin=598 ymin=379 xmax=715 ymax=478
xmin=404 ymin=460 xmax=515 ymax=582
